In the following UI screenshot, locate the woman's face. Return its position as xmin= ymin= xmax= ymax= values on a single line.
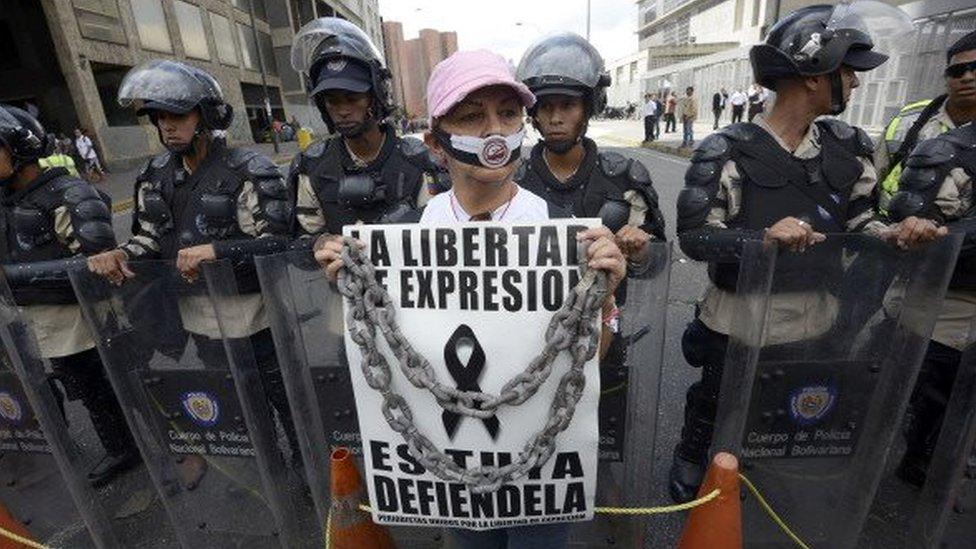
xmin=426 ymin=85 xmax=524 ymax=186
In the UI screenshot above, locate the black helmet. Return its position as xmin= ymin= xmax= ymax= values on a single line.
xmin=0 ymin=104 xmax=54 ymax=170
xmin=516 ymin=32 xmax=611 ymax=116
xmin=290 ymin=17 xmax=393 ymax=131
xmin=117 ymin=59 xmax=234 ymax=130
xmin=751 ymin=1 xmax=911 ymax=113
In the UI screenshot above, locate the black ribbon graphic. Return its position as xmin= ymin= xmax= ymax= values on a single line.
xmin=442 ymin=324 xmax=500 ymax=440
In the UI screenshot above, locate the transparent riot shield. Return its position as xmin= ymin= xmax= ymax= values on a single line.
xmin=0 ymin=274 xmax=158 ymax=548
xmin=710 ymin=233 xmax=962 ymax=548
xmin=255 ymin=240 xmax=671 ymax=545
xmin=68 ymin=260 xmax=315 ymax=548
xmin=900 ymin=316 xmax=976 ymax=548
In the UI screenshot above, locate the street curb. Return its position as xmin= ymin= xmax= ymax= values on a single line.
xmin=110 ymin=156 xmax=294 ymax=215
xmin=640 ymin=142 xmax=694 ymax=159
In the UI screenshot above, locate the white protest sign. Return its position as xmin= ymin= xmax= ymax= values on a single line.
xmin=343 ymin=220 xmax=602 ymax=530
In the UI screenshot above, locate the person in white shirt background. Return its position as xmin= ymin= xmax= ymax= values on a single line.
xmin=643 ymin=92 xmax=659 ymax=142
xmin=729 ymin=88 xmax=748 ymax=123
xmin=74 ymin=127 xmax=104 ymax=182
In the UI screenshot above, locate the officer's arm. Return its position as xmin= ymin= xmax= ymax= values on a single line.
xmin=677 ymin=134 xmax=763 ymax=261
xmin=623 ymin=158 xmax=666 ymax=241
xmin=55 ymin=183 xmax=117 ymax=255
xmin=120 ymin=179 xmax=164 ymax=260
xmin=888 ymin=138 xmax=960 ymax=226
xmin=211 ymin=156 xmax=292 ymax=263
xmin=290 ymin=155 xmax=330 ymax=250
xmin=846 ymin=157 xmax=889 ymax=236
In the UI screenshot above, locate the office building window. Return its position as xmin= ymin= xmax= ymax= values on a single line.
xmin=131 ymin=0 xmax=172 ymax=52
xmin=237 ymin=23 xmax=259 ymax=70
xmin=210 ymin=12 xmax=238 ymax=65
xmin=258 ymin=31 xmax=278 ymax=76
xmin=231 ymin=0 xmax=267 ymax=20
xmin=174 ymin=1 xmax=210 ymax=60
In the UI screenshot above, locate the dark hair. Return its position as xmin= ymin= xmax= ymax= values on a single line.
xmin=686 ymin=86 xmax=694 ymax=92
xmin=948 ymin=30 xmax=976 ymax=64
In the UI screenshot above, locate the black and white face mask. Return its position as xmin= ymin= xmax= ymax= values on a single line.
xmin=433 ymin=127 xmax=526 ymax=169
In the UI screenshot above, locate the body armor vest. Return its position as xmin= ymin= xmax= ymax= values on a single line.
xmin=295 ymin=128 xmax=431 ymax=235
xmin=711 ymin=122 xmax=865 ymax=291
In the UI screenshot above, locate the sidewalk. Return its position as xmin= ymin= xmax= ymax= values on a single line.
xmin=587 ymin=118 xmax=720 ymax=157
xmin=102 ymin=141 xmax=299 ymax=213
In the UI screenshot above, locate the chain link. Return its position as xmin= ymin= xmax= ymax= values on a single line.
xmin=337 ymin=236 xmax=607 ymax=493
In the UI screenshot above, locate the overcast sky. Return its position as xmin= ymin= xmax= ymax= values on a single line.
xmin=377 ymin=0 xmax=639 ymax=66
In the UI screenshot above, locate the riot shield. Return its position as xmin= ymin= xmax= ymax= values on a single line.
xmin=254 ymin=237 xmax=671 ymax=544
xmin=710 ymin=233 xmax=962 ymax=548
xmin=903 ymin=316 xmax=976 ymax=548
xmin=0 ymin=275 xmax=160 ymax=548
xmin=68 ymin=260 xmax=315 ymax=548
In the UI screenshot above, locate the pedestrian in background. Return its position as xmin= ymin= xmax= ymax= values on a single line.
xmin=712 ymin=87 xmax=728 ymax=129
xmin=729 ymin=88 xmax=747 ymax=123
xmin=643 ymin=93 xmax=658 ymax=142
xmin=74 ymin=128 xmax=104 ymax=182
xmin=679 ymin=86 xmax=698 ymax=148
xmin=664 ymin=92 xmax=677 ymax=133
xmin=747 ymin=83 xmax=767 ymax=122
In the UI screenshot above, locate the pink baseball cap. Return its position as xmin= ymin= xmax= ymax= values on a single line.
xmin=426 ymin=50 xmax=536 ymax=123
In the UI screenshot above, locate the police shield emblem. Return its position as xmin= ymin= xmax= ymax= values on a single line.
xmin=789 ymin=385 xmax=836 ymax=426
xmin=181 ymin=391 xmax=220 ymax=427
xmin=0 ymin=390 xmax=23 ymax=423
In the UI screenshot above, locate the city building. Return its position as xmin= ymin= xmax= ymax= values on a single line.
xmin=381 ymin=21 xmax=458 ymax=121
xmin=608 ymin=0 xmax=974 ymax=132
xmin=0 ymin=0 xmax=381 ymax=170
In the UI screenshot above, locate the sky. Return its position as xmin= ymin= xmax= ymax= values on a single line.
xmin=377 ymin=0 xmax=639 ymax=66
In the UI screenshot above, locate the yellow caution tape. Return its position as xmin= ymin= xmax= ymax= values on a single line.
xmin=0 ymin=525 xmax=50 ymax=549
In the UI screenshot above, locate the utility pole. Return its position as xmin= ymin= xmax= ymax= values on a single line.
xmin=586 ymin=0 xmax=591 ymax=41
xmin=247 ymin=0 xmax=279 ymax=154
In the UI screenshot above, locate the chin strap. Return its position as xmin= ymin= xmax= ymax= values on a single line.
xmin=828 ymin=71 xmax=846 ymax=115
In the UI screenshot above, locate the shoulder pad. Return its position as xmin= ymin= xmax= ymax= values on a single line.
xmin=853 ymin=126 xmax=875 ymax=155
xmin=598 ymin=151 xmax=629 ymax=178
xmin=818 ymin=118 xmax=856 ymax=140
xmin=399 ymin=136 xmax=428 ymax=158
xmin=60 ymin=180 xmax=102 ymax=205
xmin=304 ymin=140 xmax=327 ymax=159
xmin=139 ymin=152 xmax=171 ymax=180
xmin=905 ymin=137 xmax=959 ymax=169
xmin=627 ymin=158 xmax=652 ymax=186
xmin=226 ymin=148 xmax=258 ymax=170
xmin=244 ymin=154 xmax=281 ymax=179
xmin=720 ymin=123 xmax=759 ymax=142
xmin=691 ymin=133 xmax=732 ymax=162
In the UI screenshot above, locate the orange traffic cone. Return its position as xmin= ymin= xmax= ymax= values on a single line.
xmin=329 ymin=447 xmax=394 ymax=549
xmin=0 ymin=501 xmax=35 ymax=549
xmin=677 ymin=452 xmax=743 ymax=549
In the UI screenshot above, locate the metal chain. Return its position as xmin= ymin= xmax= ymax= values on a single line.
xmin=337 ymin=236 xmax=607 ymax=493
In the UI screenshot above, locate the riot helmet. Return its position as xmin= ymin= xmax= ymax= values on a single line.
xmin=291 ymin=17 xmax=393 ymax=133
xmin=750 ymin=1 xmax=912 ymax=114
xmin=516 ymin=32 xmax=611 ymax=152
xmin=0 ymin=104 xmax=54 ymax=176
xmin=118 ymin=59 xmax=234 ymax=153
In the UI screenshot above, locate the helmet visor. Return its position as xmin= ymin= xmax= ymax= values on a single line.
xmin=516 ymin=32 xmax=605 ymax=90
xmin=827 ymin=0 xmax=915 ymax=60
xmin=290 ymin=17 xmax=384 ymax=76
xmin=118 ymin=60 xmax=222 ymax=113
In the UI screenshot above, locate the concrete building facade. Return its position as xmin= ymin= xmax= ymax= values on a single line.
xmin=609 ymin=0 xmax=975 ymax=132
xmin=381 ymin=22 xmax=458 ymax=120
xmin=0 ymin=0 xmax=381 ymax=170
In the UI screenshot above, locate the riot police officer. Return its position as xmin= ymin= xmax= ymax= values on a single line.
xmin=85 ymin=60 xmax=298 ymax=460
xmin=288 ymin=18 xmax=447 ymax=245
xmin=0 ymin=104 xmax=138 ymax=486
xmin=889 ymin=122 xmax=976 ymax=486
xmin=514 ymin=32 xmax=665 ymax=259
xmin=670 ymin=3 xmax=944 ymax=502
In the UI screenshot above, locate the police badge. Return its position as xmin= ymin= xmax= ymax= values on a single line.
xmin=181 ymin=391 xmax=220 ymax=427
xmin=789 ymin=384 xmax=837 ymax=426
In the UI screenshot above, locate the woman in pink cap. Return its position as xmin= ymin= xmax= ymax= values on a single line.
xmin=316 ymin=50 xmax=625 ymax=548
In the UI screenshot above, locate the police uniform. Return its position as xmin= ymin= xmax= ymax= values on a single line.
xmin=876 ymin=97 xmax=956 ymax=213
xmin=515 ymin=138 xmax=665 ymax=242
xmin=119 ymin=137 xmax=298 ymax=456
xmin=1 ymin=165 xmax=137 ymax=480
xmin=888 ymin=123 xmax=976 ymax=484
xmin=291 ymin=125 xmax=447 ymax=239
xmin=672 ymin=114 xmax=884 ymax=497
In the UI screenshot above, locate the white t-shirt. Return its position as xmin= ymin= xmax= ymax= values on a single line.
xmin=729 ymin=91 xmax=747 ymax=106
xmin=420 ymin=185 xmax=552 ymax=224
xmin=75 ymin=135 xmax=96 ymax=160
xmin=643 ymin=100 xmax=658 ymax=117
